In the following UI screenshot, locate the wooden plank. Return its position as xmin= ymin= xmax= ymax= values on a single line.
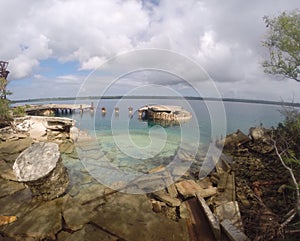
xmin=215 ymin=201 xmax=244 ymax=231
xmin=196 ymin=194 xmax=221 ymax=241
xmin=217 ymin=172 xmax=229 ymax=192
xmin=221 ymin=219 xmax=251 ymax=241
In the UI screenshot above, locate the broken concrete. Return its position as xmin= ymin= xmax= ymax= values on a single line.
xmin=13 ymin=142 xmax=69 ymax=200
xmin=152 ymin=190 xmax=181 ymax=207
xmin=175 ymin=179 xmax=217 ymax=199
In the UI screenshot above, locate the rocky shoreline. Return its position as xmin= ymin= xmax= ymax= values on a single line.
xmin=0 ymin=118 xmax=299 ymax=241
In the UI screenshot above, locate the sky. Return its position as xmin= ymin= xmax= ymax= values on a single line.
xmin=1 ymin=0 xmax=299 ymax=102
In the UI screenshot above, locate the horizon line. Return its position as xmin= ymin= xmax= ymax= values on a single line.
xmin=10 ymin=95 xmax=300 ymax=107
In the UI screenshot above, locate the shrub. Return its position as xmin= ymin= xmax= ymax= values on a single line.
xmin=12 ymin=106 xmax=25 ymax=117
xmin=0 ymin=98 xmax=12 ymax=127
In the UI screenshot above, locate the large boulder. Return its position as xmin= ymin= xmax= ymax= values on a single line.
xmin=13 ymin=142 xmax=69 ymax=200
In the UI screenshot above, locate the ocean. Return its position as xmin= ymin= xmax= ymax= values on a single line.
xmin=14 ymin=98 xmax=298 ymax=191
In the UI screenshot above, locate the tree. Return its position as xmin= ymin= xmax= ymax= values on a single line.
xmin=0 ymin=74 xmax=12 ymax=127
xmin=274 ymin=108 xmax=300 ymax=219
xmin=262 ymin=10 xmax=300 ymax=82
xmin=0 ymin=77 xmax=11 ymax=99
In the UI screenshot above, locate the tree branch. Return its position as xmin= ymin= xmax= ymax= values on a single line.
xmin=273 ymin=139 xmax=300 ymax=217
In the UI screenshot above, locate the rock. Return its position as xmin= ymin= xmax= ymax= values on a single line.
xmin=63 ymin=228 xmax=85 ymax=241
xmin=91 ymin=192 xmax=189 ymax=241
xmin=249 ymin=126 xmax=271 ymax=142
xmin=84 ymin=224 xmax=118 ymax=241
xmin=0 ymin=178 xmax=25 ymax=198
xmin=197 ymin=177 xmax=214 ymax=189
xmin=175 ymin=180 xmax=217 ymax=199
xmin=13 ymin=142 xmax=69 ymax=200
xmin=0 ymin=137 xmax=33 ymax=162
xmin=70 ymin=126 xmax=79 ymax=142
xmin=57 ymin=224 xmax=118 ymax=241
xmin=152 ymin=190 xmax=181 ymax=207
xmin=15 ymin=119 xmax=31 ymax=132
xmin=179 ymin=202 xmax=189 ymax=219
xmin=151 ymin=200 xmax=165 ymax=213
xmin=28 ymin=121 xmax=47 ymax=142
xmin=72 ymin=183 xmax=109 ymax=205
xmin=0 ymin=188 xmax=32 ymax=219
xmin=0 ymin=160 xmax=18 ymax=181
xmin=59 ymin=141 xmax=75 ymax=154
xmin=62 ymin=194 xmax=98 ymax=231
xmin=46 ymin=119 xmax=72 ymax=131
xmin=2 ymin=198 xmax=63 ymax=240
xmin=0 ymin=216 xmax=17 ymax=226
xmin=166 ymin=183 xmax=178 ymax=198
xmin=148 ymin=165 xmax=165 ymax=174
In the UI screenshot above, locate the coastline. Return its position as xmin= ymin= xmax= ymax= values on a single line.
xmin=0 ymin=112 xmax=299 ymax=240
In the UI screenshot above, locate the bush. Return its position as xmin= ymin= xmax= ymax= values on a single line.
xmin=0 ymin=98 xmax=12 ymax=128
xmin=278 ymin=107 xmax=300 ymax=155
xmin=12 ymin=106 xmax=25 ymax=117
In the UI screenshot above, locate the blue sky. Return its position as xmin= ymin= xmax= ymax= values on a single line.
xmin=1 ymin=0 xmax=299 ymax=101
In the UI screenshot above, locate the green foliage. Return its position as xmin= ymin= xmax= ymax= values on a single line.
xmin=278 ymin=107 xmax=300 ymax=156
xmin=12 ymin=106 xmax=25 ymax=117
xmin=262 ymin=10 xmax=300 ymax=81
xmin=0 ymin=98 xmax=12 ymax=127
xmin=0 ymin=77 xmax=11 ymax=99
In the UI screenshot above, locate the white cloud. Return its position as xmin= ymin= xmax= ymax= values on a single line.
xmin=2 ymin=0 xmax=300 ymax=101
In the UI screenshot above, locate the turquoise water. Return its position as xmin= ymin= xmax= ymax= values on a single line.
xmin=62 ymin=99 xmax=287 ymax=178
xmin=64 ymin=99 xmax=286 ymax=141
xmin=22 ymin=98 xmax=293 ymax=189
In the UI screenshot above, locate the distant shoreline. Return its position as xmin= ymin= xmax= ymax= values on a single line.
xmin=10 ymin=96 xmax=300 ymax=107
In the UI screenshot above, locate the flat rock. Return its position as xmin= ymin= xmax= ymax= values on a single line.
xmin=2 ymin=198 xmax=63 ymax=240
xmin=0 ymin=137 xmax=33 ymax=162
xmin=0 ymin=179 xmax=25 ymax=198
xmin=0 ymin=160 xmax=17 ymax=181
xmin=0 ymin=188 xmax=33 ymax=218
xmin=73 ymin=183 xmax=109 ymax=205
xmin=59 ymin=141 xmax=74 ymax=154
xmin=85 ymin=224 xmax=118 ymax=241
xmin=57 ymin=224 xmax=118 ymax=241
xmin=91 ymin=192 xmax=189 ymax=241
xmin=62 ymin=194 xmax=98 ymax=231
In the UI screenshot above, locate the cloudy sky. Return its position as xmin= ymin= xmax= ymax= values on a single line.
xmin=1 ymin=0 xmax=299 ymax=101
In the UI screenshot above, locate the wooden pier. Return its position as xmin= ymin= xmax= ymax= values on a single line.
xmin=25 ymin=104 xmax=93 ymax=116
